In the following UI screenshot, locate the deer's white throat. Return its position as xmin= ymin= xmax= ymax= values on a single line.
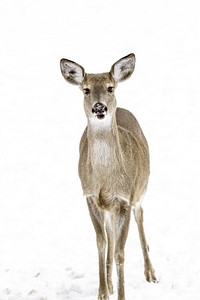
xmin=88 ymin=114 xmax=114 ymax=167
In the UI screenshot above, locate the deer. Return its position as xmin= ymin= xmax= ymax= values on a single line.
xmin=60 ymin=53 xmax=157 ymax=300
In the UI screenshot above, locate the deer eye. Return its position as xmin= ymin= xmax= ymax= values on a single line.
xmin=83 ymin=88 xmax=90 ymax=95
xmin=107 ymin=86 xmax=114 ymax=93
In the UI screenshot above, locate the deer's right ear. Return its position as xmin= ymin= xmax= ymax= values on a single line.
xmin=60 ymin=59 xmax=85 ymax=86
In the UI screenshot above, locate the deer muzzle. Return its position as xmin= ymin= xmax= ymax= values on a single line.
xmin=92 ymin=103 xmax=108 ymax=120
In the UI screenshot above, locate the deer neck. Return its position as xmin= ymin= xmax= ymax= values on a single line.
xmin=87 ymin=114 xmax=121 ymax=169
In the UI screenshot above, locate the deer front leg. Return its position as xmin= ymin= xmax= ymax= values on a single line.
xmin=87 ymin=197 xmax=109 ymax=300
xmin=105 ymin=213 xmax=115 ymax=295
xmin=115 ymin=203 xmax=131 ymax=300
xmin=134 ymin=203 xmax=157 ymax=282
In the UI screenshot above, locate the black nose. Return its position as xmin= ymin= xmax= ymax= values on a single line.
xmin=92 ymin=103 xmax=107 ymax=115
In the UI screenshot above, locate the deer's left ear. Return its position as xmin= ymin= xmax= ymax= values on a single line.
xmin=60 ymin=59 xmax=85 ymax=85
xmin=110 ymin=53 xmax=136 ymax=83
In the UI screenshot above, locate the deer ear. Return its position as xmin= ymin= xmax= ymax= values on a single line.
xmin=60 ymin=59 xmax=85 ymax=85
xmin=110 ymin=53 xmax=136 ymax=83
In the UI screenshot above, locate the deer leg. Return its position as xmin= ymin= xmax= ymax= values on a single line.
xmin=87 ymin=198 xmax=109 ymax=300
xmin=105 ymin=213 xmax=115 ymax=295
xmin=115 ymin=203 xmax=131 ymax=300
xmin=134 ymin=203 xmax=157 ymax=282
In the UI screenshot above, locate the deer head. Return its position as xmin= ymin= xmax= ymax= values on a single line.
xmin=60 ymin=53 xmax=136 ymax=122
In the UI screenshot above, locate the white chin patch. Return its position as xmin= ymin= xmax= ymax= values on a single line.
xmin=89 ymin=114 xmax=112 ymax=130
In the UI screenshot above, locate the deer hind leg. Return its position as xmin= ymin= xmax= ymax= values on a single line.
xmin=134 ymin=202 xmax=157 ymax=282
xmin=115 ymin=203 xmax=131 ymax=300
xmin=87 ymin=198 xmax=109 ymax=300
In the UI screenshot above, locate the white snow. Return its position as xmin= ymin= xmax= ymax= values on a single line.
xmin=0 ymin=0 xmax=200 ymax=299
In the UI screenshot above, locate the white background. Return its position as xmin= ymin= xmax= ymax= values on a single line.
xmin=0 ymin=0 xmax=200 ymax=299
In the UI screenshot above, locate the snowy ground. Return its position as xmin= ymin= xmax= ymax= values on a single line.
xmin=0 ymin=0 xmax=200 ymax=299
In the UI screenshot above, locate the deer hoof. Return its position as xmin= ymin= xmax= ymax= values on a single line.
xmin=145 ymin=267 xmax=157 ymax=283
xmin=98 ymin=294 xmax=109 ymax=300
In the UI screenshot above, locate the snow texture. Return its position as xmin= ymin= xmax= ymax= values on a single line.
xmin=0 ymin=0 xmax=200 ymax=299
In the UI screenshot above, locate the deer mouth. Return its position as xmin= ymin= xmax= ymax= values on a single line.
xmin=96 ymin=114 xmax=106 ymax=120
